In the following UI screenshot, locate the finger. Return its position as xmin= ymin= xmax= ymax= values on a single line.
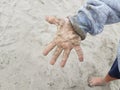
xmin=43 ymin=41 xmax=56 ymax=56
xmin=50 ymin=47 xmax=63 ymax=65
xmin=60 ymin=49 xmax=71 ymax=67
xmin=74 ymin=45 xmax=84 ymax=62
xmin=45 ymin=16 xmax=60 ymax=25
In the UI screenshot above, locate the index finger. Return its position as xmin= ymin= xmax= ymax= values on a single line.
xmin=43 ymin=41 xmax=56 ymax=56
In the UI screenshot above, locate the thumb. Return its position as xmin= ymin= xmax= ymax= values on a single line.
xmin=45 ymin=16 xmax=60 ymax=25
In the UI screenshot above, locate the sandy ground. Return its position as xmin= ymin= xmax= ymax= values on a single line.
xmin=0 ymin=0 xmax=120 ymax=90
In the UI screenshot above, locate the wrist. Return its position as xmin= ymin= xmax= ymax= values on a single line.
xmin=67 ymin=15 xmax=87 ymax=40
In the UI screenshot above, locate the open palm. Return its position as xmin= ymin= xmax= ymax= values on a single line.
xmin=43 ymin=16 xmax=84 ymax=67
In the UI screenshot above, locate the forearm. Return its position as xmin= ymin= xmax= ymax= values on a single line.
xmin=69 ymin=0 xmax=120 ymax=40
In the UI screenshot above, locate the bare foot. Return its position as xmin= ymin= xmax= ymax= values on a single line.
xmin=88 ymin=77 xmax=107 ymax=87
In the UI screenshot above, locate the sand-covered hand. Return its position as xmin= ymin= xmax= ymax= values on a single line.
xmin=43 ymin=16 xmax=84 ymax=67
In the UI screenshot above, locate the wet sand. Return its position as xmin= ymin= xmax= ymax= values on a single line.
xmin=0 ymin=0 xmax=120 ymax=90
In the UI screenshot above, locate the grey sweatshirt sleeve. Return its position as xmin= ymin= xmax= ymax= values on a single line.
xmin=69 ymin=0 xmax=120 ymax=40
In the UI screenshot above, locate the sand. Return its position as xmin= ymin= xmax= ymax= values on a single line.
xmin=0 ymin=0 xmax=120 ymax=90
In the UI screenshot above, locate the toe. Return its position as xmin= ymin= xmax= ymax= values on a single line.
xmin=87 ymin=77 xmax=94 ymax=87
xmin=88 ymin=82 xmax=94 ymax=87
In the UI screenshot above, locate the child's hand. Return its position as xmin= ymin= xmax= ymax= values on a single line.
xmin=43 ymin=16 xmax=84 ymax=67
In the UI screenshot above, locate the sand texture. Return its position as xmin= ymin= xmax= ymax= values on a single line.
xmin=0 ymin=0 xmax=120 ymax=90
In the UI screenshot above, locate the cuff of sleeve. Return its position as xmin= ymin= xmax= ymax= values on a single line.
xmin=68 ymin=15 xmax=87 ymax=40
